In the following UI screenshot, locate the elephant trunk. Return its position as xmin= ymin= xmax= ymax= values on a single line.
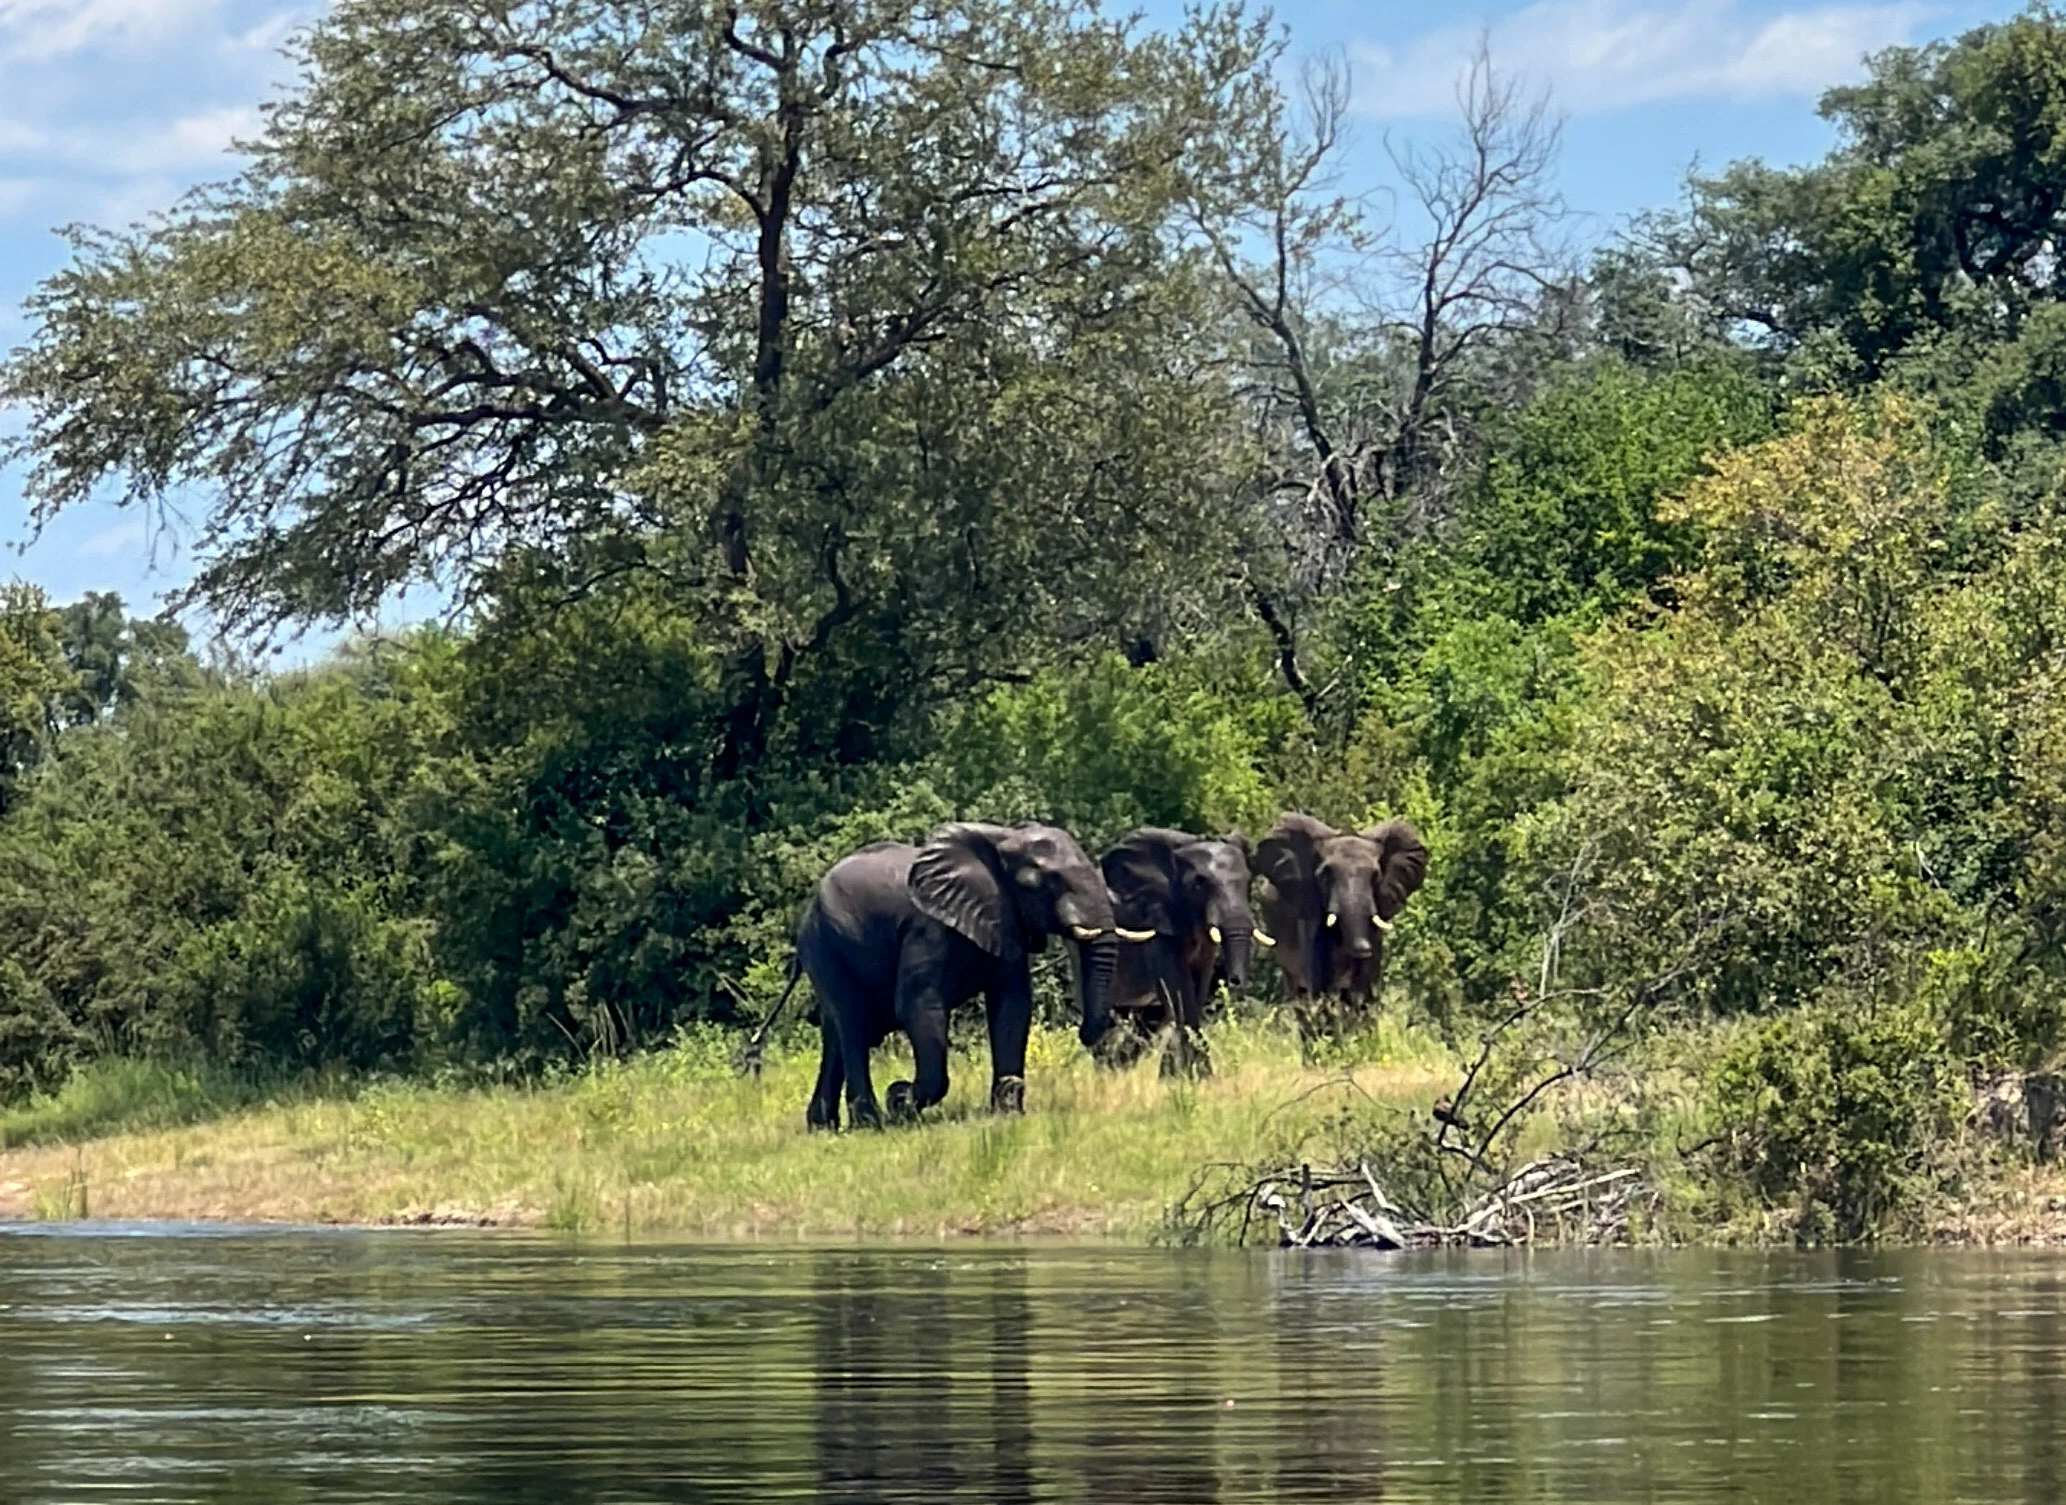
xmin=1076 ymin=936 xmax=1120 ymax=1048
xmin=1217 ymin=928 xmax=1256 ymax=992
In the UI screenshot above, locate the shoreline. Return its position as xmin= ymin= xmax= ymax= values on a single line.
xmin=8 ymin=1209 xmax=2066 ymax=1248
xmin=0 ymin=1022 xmax=1450 ymax=1241
xmin=9 ymin=1023 xmax=2066 ymax=1248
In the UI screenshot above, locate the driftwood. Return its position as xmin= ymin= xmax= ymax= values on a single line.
xmin=1179 ymin=1153 xmax=1651 ymax=1249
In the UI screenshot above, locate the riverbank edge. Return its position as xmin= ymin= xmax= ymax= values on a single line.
xmin=6 ymin=1027 xmax=2066 ymax=1247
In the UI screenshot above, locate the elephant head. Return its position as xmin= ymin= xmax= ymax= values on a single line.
xmin=908 ymin=821 xmax=1145 ymax=1048
xmin=1101 ymin=828 xmax=1270 ymax=991
xmin=1254 ymin=813 xmax=1428 ymax=997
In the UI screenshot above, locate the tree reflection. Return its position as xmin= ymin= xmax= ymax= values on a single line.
xmin=1261 ymin=1254 xmax=1389 ymax=1502
xmin=810 ymin=1250 xmax=1034 ymax=1501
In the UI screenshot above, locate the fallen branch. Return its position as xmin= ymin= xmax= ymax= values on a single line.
xmin=1176 ymin=1153 xmax=1654 ymax=1249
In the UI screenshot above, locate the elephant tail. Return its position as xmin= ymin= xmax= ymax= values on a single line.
xmin=738 ymin=952 xmax=806 ymax=1079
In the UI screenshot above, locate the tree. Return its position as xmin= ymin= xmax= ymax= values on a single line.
xmin=1652 ymin=7 xmax=2066 ymax=374
xmin=1193 ymin=39 xmax=1571 ymax=710
xmin=53 ymin=593 xmax=201 ymax=728
xmin=3 ymin=0 xmax=1279 ymax=784
xmin=0 ymin=585 xmax=73 ymax=814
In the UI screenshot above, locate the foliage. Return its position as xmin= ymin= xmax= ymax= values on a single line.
xmin=0 ymin=648 xmax=450 ymax=1096
xmin=1659 ymin=6 xmax=2066 ymax=372
xmin=934 ymin=653 xmax=1295 ymax=850
xmin=1704 ymin=1001 xmax=1967 ymax=1242
xmin=0 ymin=584 xmax=75 ymax=814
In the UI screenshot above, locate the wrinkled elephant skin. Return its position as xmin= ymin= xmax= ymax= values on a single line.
xmin=794 ymin=822 xmax=1124 ymax=1130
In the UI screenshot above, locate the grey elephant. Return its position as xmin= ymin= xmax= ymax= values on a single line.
xmin=1254 ymin=813 xmax=1428 ymax=1027
xmin=1096 ymin=828 xmax=1274 ymax=1076
xmin=773 ymin=821 xmax=1150 ymax=1129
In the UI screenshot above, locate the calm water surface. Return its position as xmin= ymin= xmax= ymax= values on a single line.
xmin=1 ymin=1230 xmax=2063 ymax=1502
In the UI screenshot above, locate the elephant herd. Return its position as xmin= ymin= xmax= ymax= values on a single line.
xmin=770 ymin=814 xmax=1428 ymax=1130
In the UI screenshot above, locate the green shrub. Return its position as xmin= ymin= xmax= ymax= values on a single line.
xmin=1705 ymin=1000 xmax=1967 ymax=1242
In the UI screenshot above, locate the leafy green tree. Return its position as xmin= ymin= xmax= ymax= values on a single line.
xmin=1530 ymin=400 xmax=1974 ymax=1019
xmin=0 ymin=649 xmax=452 ymax=1094
xmin=933 ymin=651 xmax=1293 ymax=850
xmin=2 ymin=0 xmax=1281 ymax=789
xmin=0 ymin=585 xmax=75 ymax=815
xmin=1449 ymin=359 xmax=1775 ymax=626
xmin=1658 ymin=7 xmax=2066 ymax=374
xmin=53 ymin=592 xmax=202 ymax=727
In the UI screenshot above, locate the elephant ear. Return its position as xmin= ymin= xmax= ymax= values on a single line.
xmin=1364 ymin=817 xmax=1429 ymax=919
xmin=909 ymin=823 xmax=1017 ymax=957
xmin=1101 ymin=827 xmax=1195 ymax=936
xmin=1254 ymin=813 xmax=1334 ymax=908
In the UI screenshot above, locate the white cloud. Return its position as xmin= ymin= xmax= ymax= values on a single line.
xmin=0 ymin=0 xmax=223 ymax=61
xmin=0 ymin=0 xmax=310 ymax=232
xmin=1352 ymin=0 xmax=1936 ymax=118
xmin=230 ymin=7 xmax=302 ymax=54
xmin=0 ymin=104 xmax=257 ymax=179
xmin=122 ymin=104 xmax=262 ymax=171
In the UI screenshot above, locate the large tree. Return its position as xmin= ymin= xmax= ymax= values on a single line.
xmin=4 ymin=0 xmax=1278 ymax=779
xmin=1651 ymin=6 xmax=2066 ymax=374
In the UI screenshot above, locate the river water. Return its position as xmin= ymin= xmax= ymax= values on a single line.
xmin=1 ymin=1230 xmax=2063 ymax=1502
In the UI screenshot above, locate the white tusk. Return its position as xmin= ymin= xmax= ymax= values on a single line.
xmin=1373 ymin=915 xmax=1394 ymax=932
xmin=1208 ymin=925 xmax=1222 ymax=945
xmin=1070 ymin=924 xmax=1101 ymax=942
xmin=1326 ymin=912 xmax=1338 ymax=929
xmin=1254 ymin=930 xmax=1277 ymax=948
xmin=1116 ymin=926 xmax=1156 ymax=943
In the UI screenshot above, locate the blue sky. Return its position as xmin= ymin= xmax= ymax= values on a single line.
xmin=0 ymin=0 xmax=2023 ymax=655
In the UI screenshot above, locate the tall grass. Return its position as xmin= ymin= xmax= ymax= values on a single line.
xmin=0 ymin=1014 xmax=1455 ymax=1238
xmin=0 ymin=1058 xmax=299 ymax=1151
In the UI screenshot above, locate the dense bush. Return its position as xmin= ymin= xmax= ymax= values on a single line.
xmin=1705 ymin=1001 xmax=1967 ymax=1242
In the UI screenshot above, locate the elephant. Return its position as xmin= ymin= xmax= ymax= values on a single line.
xmin=783 ymin=821 xmax=1150 ymax=1130
xmin=1096 ymin=828 xmax=1274 ymax=1076
xmin=1254 ymin=813 xmax=1428 ymax=1030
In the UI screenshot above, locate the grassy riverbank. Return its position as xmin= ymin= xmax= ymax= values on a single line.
xmin=0 ymin=1018 xmax=1455 ymax=1237
xmin=12 ymin=1015 xmax=2066 ymax=1244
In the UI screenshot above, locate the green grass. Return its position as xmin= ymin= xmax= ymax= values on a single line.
xmin=0 ymin=1014 xmax=1456 ymax=1238
xmin=0 ymin=1057 xmax=304 ymax=1151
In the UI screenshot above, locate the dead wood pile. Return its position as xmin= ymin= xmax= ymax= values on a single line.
xmin=1187 ymin=1154 xmax=1653 ymax=1249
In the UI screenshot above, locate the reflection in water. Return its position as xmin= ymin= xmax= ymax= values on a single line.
xmin=3 ymin=1231 xmax=2066 ymax=1501
xmin=810 ymin=1253 xmax=1037 ymax=1504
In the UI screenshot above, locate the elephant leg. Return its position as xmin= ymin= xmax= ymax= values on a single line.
xmin=806 ymin=1021 xmax=845 ymax=1131
xmin=892 ymin=965 xmax=951 ymax=1122
xmin=985 ymin=989 xmax=1032 ymax=1114
xmin=835 ymin=1008 xmax=886 ymax=1131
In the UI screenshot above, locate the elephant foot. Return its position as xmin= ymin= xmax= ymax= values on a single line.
xmin=847 ymin=1095 xmax=887 ymax=1131
xmin=1165 ymin=1033 xmax=1206 ymax=1083
xmin=991 ymin=1075 xmax=1026 ymax=1114
xmin=806 ymin=1100 xmax=840 ymax=1132
xmin=1092 ymin=1015 xmax=1153 ymax=1069
xmin=1160 ymin=1034 xmax=1213 ymax=1081
xmin=885 ymin=1080 xmax=918 ymax=1124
